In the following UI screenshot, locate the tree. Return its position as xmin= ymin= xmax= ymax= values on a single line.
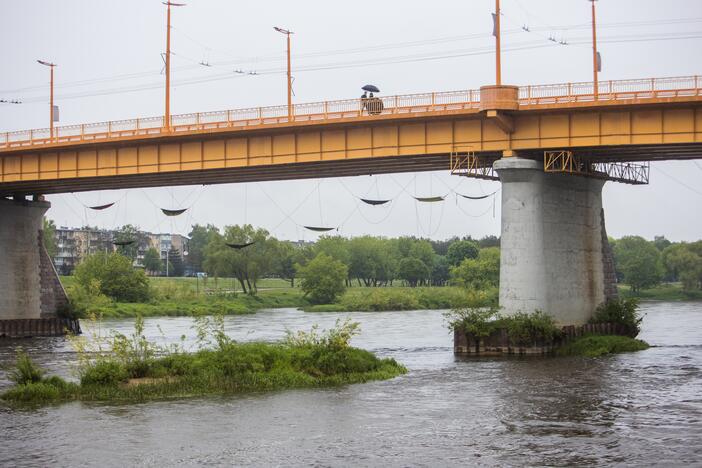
xmin=114 ymin=224 xmax=148 ymax=261
xmin=478 ymin=235 xmax=500 ymax=248
xmin=653 ymin=235 xmax=672 ymax=251
xmin=450 ymin=247 xmax=500 ymax=290
xmin=446 ymin=239 xmax=479 ymax=266
xmin=167 ymin=246 xmax=185 ymax=277
xmin=348 ymin=236 xmax=398 ymax=287
xmin=43 ymin=217 xmax=57 ymax=259
xmin=613 ymin=236 xmax=663 ymax=292
xmin=408 ymin=240 xmax=435 ymax=273
xmin=273 ymin=241 xmax=298 ymax=287
xmin=203 ymin=224 xmax=277 ymax=294
xmin=187 ymin=224 xmax=219 ymax=272
xmin=398 ymin=257 xmax=429 ymax=287
xmin=315 ymin=235 xmax=351 ymax=265
xmin=298 ymin=253 xmax=348 ymax=304
xmin=663 ymin=243 xmax=702 ymax=291
xmin=74 ymin=252 xmax=150 ymax=302
xmin=431 ymin=255 xmax=451 ymax=286
xmin=143 ymin=248 xmax=162 ymax=275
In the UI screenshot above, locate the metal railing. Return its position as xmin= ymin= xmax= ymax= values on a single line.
xmin=1 ymin=75 xmax=699 ymax=150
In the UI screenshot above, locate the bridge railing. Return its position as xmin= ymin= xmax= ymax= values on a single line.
xmin=1 ymin=75 xmax=699 ymax=150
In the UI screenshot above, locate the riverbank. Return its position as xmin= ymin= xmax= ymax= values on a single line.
xmin=305 ymin=287 xmax=497 ymax=312
xmin=60 ymin=276 xmax=495 ymax=317
xmin=617 ymin=283 xmax=702 ymax=301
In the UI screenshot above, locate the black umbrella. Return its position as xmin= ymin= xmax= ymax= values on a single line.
xmin=362 ymin=84 xmax=380 ymax=93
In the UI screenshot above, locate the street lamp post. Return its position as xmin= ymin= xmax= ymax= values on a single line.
xmin=163 ymin=2 xmax=186 ymax=131
xmin=494 ymin=0 xmax=501 ymax=86
xmin=274 ymin=26 xmax=294 ymax=119
xmin=37 ymin=60 xmax=56 ymax=141
xmin=590 ymin=0 xmax=599 ymax=98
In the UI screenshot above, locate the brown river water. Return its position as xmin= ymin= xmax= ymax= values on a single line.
xmin=1 ymin=301 xmax=701 ymax=467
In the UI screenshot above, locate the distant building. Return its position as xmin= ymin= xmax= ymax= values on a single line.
xmin=53 ymin=226 xmax=189 ymax=275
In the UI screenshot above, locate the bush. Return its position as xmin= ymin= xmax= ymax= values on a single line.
xmin=450 ymin=247 xmax=500 ymax=290
xmin=9 ymin=351 xmax=44 ymax=385
xmin=506 ymin=311 xmax=561 ymax=346
xmin=2 ymin=382 xmax=61 ymax=402
xmin=297 ymin=253 xmax=348 ymax=304
xmin=444 ymin=306 xmax=500 ymax=339
xmin=74 ymin=252 xmax=151 ymax=302
xmin=589 ymin=298 xmax=643 ymax=337
xmin=81 ymin=360 xmax=129 ymax=386
xmin=558 ymin=335 xmax=649 ymax=357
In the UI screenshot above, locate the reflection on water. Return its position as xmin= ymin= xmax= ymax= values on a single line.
xmin=1 ymin=302 xmax=701 ymax=466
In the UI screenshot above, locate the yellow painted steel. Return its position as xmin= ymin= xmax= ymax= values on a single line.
xmin=0 ymin=76 xmax=701 ymax=193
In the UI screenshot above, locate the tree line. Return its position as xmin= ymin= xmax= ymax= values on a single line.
xmin=612 ymin=236 xmax=702 ymax=292
xmin=185 ymin=224 xmax=501 ymax=295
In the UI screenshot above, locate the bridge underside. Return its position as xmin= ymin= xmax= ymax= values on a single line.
xmin=0 ymin=141 xmax=701 ymax=197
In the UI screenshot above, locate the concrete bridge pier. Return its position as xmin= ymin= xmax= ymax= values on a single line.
xmin=493 ymin=157 xmax=618 ymax=326
xmin=0 ymin=198 xmax=79 ymax=337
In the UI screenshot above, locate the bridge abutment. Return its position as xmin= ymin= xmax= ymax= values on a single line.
xmin=0 ymin=198 xmax=78 ymax=337
xmin=494 ymin=157 xmax=617 ymax=326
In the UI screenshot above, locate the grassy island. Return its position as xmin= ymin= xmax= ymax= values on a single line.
xmin=2 ymin=317 xmax=406 ymax=405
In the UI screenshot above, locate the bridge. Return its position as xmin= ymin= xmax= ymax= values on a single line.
xmin=1 ymin=75 xmax=701 ymax=336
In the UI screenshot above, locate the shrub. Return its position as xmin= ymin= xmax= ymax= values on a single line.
xmin=9 ymin=351 xmax=44 ymax=385
xmin=450 ymin=247 xmax=500 ymax=290
xmin=284 ymin=318 xmax=360 ymax=350
xmin=444 ymin=306 xmax=500 ymax=339
xmin=80 ymin=360 xmax=129 ymax=386
xmin=506 ymin=311 xmax=561 ymax=346
xmin=589 ymin=298 xmax=643 ymax=337
xmin=74 ymin=252 xmax=151 ymax=302
xmin=297 ymin=253 xmax=348 ymax=304
xmin=2 ymin=382 xmax=60 ymax=402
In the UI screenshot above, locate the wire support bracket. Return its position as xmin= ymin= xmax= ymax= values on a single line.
xmin=450 ymin=147 xmax=499 ymax=181
xmin=543 ymin=150 xmax=650 ymax=185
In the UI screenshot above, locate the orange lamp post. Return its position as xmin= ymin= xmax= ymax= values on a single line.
xmin=274 ymin=26 xmax=294 ymax=119
xmin=37 ymin=60 xmax=56 ymax=141
xmin=163 ymin=2 xmax=186 ymax=131
xmin=590 ymin=0 xmax=599 ymax=98
xmin=495 ymin=0 xmax=501 ymax=86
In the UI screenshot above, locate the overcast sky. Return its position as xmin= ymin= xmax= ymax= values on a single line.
xmin=1 ymin=0 xmax=701 ymax=241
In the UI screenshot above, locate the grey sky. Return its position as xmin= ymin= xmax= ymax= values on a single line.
xmin=1 ymin=0 xmax=701 ymax=241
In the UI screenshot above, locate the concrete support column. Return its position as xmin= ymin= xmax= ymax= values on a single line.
xmin=494 ymin=157 xmax=613 ymax=326
xmin=0 ymin=198 xmax=70 ymax=333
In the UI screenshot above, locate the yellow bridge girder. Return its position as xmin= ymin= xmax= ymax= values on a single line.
xmin=1 ymin=78 xmax=701 ymax=196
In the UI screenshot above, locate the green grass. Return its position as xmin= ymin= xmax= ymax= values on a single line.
xmin=1 ymin=342 xmax=407 ymax=405
xmin=61 ymin=275 xmax=496 ymax=317
xmin=557 ymin=335 xmax=650 ymax=357
xmin=305 ymin=286 xmax=497 ymax=312
xmin=617 ymin=283 xmax=702 ymax=301
xmin=82 ymin=289 xmax=308 ymax=318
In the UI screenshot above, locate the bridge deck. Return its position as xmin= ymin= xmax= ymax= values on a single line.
xmin=0 ymin=76 xmax=700 ymax=196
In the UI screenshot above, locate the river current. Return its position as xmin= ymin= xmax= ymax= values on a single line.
xmin=1 ymin=302 xmax=701 ymax=467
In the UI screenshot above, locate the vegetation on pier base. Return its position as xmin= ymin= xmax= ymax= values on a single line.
xmin=1 ymin=317 xmax=406 ymax=405
xmin=557 ymin=335 xmax=650 ymax=357
xmin=446 ymin=298 xmax=650 ymax=356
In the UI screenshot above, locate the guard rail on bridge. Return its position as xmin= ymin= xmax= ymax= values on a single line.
xmin=1 ymin=75 xmax=700 ymax=151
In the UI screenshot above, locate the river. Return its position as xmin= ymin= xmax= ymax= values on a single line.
xmin=1 ymin=301 xmax=701 ymax=467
